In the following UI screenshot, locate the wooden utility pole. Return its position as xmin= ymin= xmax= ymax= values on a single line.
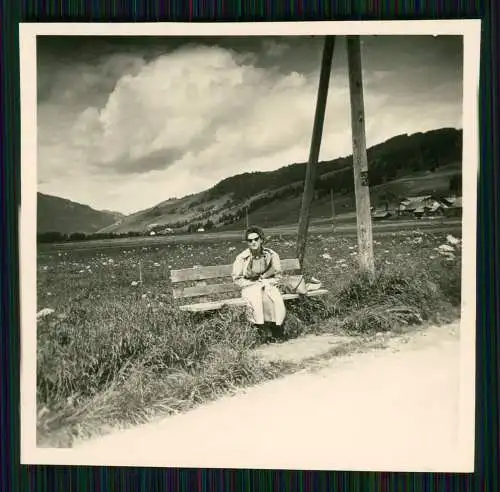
xmin=245 ymin=206 xmax=249 ymax=229
xmin=347 ymin=35 xmax=375 ymax=277
xmin=296 ymin=36 xmax=336 ymax=269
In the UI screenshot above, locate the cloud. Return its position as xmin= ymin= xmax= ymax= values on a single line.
xmin=262 ymin=38 xmax=291 ymax=57
xmin=37 ymin=36 xmax=463 ymax=214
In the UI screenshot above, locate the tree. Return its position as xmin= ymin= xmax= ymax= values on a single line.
xmin=37 ymin=231 xmax=67 ymax=243
xmin=69 ymin=232 xmax=86 ymax=241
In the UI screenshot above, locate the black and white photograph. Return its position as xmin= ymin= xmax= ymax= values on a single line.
xmin=20 ymin=21 xmax=479 ymax=471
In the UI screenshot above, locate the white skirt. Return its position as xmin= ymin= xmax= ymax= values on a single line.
xmin=241 ymin=283 xmax=286 ymax=326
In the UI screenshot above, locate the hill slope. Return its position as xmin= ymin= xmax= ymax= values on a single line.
xmin=37 ymin=193 xmax=125 ymax=234
xmin=98 ymin=127 xmax=462 ymax=235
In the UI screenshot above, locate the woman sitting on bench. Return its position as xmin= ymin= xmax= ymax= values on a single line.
xmin=231 ymin=226 xmax=286 ymax=341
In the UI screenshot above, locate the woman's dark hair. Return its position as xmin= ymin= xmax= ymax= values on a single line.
xmin=245 ymin=226 xmax=265 ymax=241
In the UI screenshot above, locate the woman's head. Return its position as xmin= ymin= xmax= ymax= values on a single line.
xmin=245 ymin=226 xmax=265 ymax=252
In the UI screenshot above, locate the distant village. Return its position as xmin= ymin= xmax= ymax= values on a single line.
xmin=371 ymin=194 xmax=463 ymax=221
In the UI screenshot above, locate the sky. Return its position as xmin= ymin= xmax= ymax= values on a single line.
xmin=37 ymin=34 xmax=463 ymax=215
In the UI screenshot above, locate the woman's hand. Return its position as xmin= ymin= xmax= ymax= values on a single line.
xmin=260 ymin=278 xmax=277 ymax=288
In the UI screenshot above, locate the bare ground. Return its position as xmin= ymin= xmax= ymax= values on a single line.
xmin=59 ymin=321 xmax=471 ymax=472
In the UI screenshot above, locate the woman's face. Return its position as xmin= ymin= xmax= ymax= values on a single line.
xmin=246 ymin=233 xmax=262 ymax=252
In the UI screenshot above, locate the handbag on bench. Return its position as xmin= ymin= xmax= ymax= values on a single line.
xmin=281 ymin=275 xmax=323 ymax=295
xmin=281 ymin=275 xmax=309 ymax=295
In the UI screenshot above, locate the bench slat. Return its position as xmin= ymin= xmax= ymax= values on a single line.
xmin=170 ymin=258 xmax=300 ymax=283
xmin=173 ymin=282 xmax=240 ymax=299
xmin=172 ymin=274 xmax=306 ymax=299
xmin=178 ymin=289 xmax=329 ymax=312
xmin=173 ymin=274 xmax=304 ymax=299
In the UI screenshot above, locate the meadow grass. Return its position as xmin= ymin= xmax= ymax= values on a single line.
xmin=36 ymin=230 xmax=462 ymax=446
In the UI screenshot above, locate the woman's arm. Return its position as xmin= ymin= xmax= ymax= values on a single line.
xmin=260 ymin=251 xmax=282 ymax=285
xmin=232 ymin=256 xmax=258 ymax=288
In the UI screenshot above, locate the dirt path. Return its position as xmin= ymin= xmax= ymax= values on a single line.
xmin=64 ymin=322 xmax=468 ymax=471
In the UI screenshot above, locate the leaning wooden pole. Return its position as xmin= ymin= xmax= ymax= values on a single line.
xmin=296 ymin=36 xmax=335 ymax=270
xmin=346 ymin=35 xmax=375 ymax=277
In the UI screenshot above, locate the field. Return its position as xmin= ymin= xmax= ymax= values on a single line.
xmin=36 ymin=228 xmax=462 ymax=447
xmin=38 ymin=216 xmax=462 ymax=253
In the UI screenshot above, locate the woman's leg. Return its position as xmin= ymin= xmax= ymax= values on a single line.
xmin=265 ymin=285 xmax=286 ymax=326
xmin=269 ymin=321 xmax=286 ymax=341
xmin=262 ymin=292 xmax=276 ymax=323
xmin=241 ymin=284 xmax=265 ymax=325
xmin=252 ymin=323 xmax=270 ymax=343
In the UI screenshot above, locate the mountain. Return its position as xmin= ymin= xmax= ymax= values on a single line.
xmin=100 ymin=210 xmax=126 ymax=222
xmin=97 ymin=127 xmax=462 ymax=235
xmin=37 ymin=193 xmax=126 ymax=234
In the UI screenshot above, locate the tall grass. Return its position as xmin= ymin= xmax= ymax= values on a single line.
xmin=37 ymin=302 xmax=287 ymax=445
xmin=331 ymin=261 xmax=458 ymax=334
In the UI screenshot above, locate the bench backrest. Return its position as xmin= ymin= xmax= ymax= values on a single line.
xmin=170 ymin=258 xmax=301 ymax=302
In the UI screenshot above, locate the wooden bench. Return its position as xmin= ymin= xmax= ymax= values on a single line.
xmin=170 ymin=258 xmax=329 ymax=312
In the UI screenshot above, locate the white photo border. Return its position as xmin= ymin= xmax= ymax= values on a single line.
xmin=20 ymin=20 xmax=480 ymax=471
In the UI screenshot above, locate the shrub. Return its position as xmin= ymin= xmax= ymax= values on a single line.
xmin=427 ymin=257 xmax=462 ymax=306
xmin=340 ymin=304 xmax=424 ymax=334
xmin=331 ymin=263 xmax=457 ymax=334
xmin=286 ymin=295 xmax=336 ymax=325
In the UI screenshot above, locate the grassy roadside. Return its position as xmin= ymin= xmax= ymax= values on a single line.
xmin=36 ymin=231 xmax=462 ymax=447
